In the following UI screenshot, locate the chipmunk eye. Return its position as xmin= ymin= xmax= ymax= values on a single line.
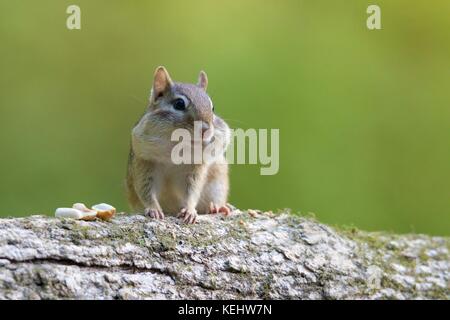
xmin=172 ymin=98 xmax=186 ymax=111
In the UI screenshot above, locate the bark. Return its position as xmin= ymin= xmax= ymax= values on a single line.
xmin=0 ymin=210 xmax=448 ymax=300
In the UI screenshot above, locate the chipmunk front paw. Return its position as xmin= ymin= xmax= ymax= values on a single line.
xmin=145 ymin=208 xmax=165 ymax=220
xmin=209 ymin=202 xmax=231 ymax=216
xmin=178 ymin=207 xmax=198 ymax=224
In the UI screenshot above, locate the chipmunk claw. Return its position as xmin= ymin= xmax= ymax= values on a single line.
xmin=209 ymin=202 xmax=231 ymax=216
xmin=145 ymin=208 xmax=165 ymax=220
xmin=178 ymin=208 xmax=198 ymax=224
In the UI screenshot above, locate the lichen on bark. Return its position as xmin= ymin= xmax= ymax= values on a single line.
xmin=0 ymin=210 xmax=448 ymax=299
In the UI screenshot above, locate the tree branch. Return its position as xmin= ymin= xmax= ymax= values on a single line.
xmin=0 ymin=211 xmax=448 ymax=299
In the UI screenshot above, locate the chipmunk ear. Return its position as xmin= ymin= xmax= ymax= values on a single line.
xmin=152 ymin=66 xmax=173 ymax=100
xmin=197 ymin=70 xmax=208 ymax=91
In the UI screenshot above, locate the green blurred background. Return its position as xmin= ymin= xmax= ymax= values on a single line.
xmin=0 ymin=1 xmax=449 ymax=235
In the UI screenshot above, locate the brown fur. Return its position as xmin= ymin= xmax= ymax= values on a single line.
xmin=126 ymin=67 xmax=230 ymax=223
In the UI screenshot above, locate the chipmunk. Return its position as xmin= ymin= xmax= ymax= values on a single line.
xmin=126 ymin=66 xmax=231 ymax=224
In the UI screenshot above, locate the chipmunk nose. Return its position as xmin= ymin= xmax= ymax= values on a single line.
xmin=201 ymin=121 xmax=214 ymax=142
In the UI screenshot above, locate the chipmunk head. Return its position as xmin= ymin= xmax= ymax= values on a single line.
xmin=132 ymin=66 xmax=230 ymax=162
xmin=148 ymin=66 xmax=216 ymax=143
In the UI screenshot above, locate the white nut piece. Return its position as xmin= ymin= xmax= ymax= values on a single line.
xmin=55 ymin=208 xmax=84 ymax=219
xmin=72 ymin=203 xmax=90 ymax=212
xmin=72 ymin=203 xmax=97 ymax=221
xmin=92 ymin=203 xmax=116 ymax=220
